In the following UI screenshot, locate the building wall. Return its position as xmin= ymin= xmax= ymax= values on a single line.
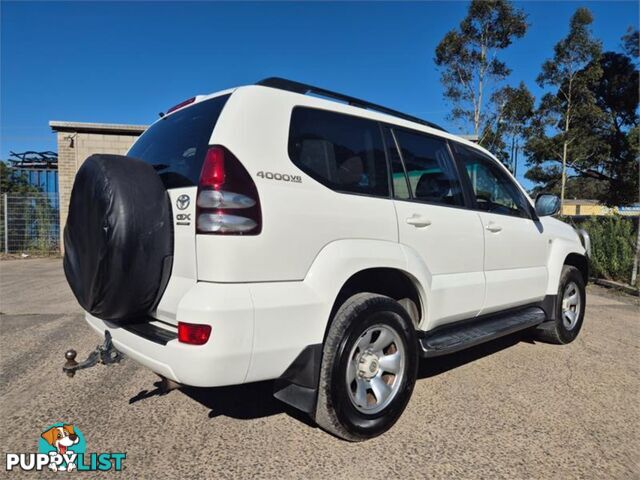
xmin=561 ymin=202 xmax=612 ymax=217
xmin=56 ymin=128 xmax=143 ymax=250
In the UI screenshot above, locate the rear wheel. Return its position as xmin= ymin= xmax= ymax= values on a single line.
xmin=314 ymin=293 xmax=417 ymax=441
xmin=534 ymin=265 xmax=586 ymax=344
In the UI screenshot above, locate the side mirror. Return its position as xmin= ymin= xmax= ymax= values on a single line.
xmin=535 ymin=194 xmax=561 ymax=217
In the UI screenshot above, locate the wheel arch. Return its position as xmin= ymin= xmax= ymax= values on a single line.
xmin=325 ymin=267 xmax=424 ymax=341
xmin=564 ymin=252 xmax=589 ymax=285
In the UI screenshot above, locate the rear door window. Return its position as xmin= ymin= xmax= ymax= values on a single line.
xmin=128 ymin=94 xmax=230 ymax=188
xmin=392 ymin=129 xmax=464 ymax=207
xmin=288 ymin=107 xmax=389 ymax=197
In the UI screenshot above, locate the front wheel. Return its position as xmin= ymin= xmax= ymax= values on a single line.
xmin=314 ymin=293 xmax=418 ymax=441
xmin=534 ymin=265 xmax=586 ymax=344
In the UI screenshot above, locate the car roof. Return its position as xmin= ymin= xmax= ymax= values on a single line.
xmin=158 ymin=81 xmax=506 ymax=178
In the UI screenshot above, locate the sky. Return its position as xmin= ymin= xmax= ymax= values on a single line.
xmin=1 ymin=1 xmax=638 ymax=186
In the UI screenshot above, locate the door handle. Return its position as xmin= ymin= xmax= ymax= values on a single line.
xmin=406 ymin=215 xmax=432 ymax=228
xmin=486 ymin=223 xmax=502 ymax=233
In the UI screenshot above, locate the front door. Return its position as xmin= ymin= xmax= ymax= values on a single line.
xmin=452 ymin=143 xmax=548 ymax=314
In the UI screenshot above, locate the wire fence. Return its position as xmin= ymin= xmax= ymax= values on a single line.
xmin=0 ymin=193 xmax=60 ymax=254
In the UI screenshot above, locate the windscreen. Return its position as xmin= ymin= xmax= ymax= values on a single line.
xmin=128 ymin=94 xmax=230 ymax=188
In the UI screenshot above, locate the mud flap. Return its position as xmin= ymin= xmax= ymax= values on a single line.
xmin=273 ymin=344 xmax=322 ymax=415
xmin=538 ymin=294 xmax=558 ymax=322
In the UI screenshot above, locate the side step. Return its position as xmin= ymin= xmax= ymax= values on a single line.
xmin=418 ymin=307 xmax=547 ymax=358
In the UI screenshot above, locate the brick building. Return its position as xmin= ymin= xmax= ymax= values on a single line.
xmin=49 ymin=121 xmax=147 ymax=250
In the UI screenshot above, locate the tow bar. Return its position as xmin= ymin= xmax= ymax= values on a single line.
xmin=63 ymin=331 xmax=123 ymax=378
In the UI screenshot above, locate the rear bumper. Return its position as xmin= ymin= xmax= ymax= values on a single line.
xmin=85 ymin=281 xmax=254 ymax=387
xmin=84 ymin=279 xmax=328 ymax=387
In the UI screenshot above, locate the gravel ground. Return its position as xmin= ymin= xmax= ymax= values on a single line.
xmin=1 ymin=258 xmax=638 ymax=479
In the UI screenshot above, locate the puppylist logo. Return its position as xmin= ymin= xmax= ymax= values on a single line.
xmin=5 ymin=423 xmax=126 ymax=472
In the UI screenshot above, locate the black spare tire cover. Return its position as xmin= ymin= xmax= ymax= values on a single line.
xmin=63 ymin=154 xmax=173 ymax=321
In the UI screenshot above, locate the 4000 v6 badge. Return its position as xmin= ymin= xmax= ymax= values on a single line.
xmin=256 ymin=170 xmax=302 ymax=183
xmin=5 ymin=423 xmax=126 ymax=472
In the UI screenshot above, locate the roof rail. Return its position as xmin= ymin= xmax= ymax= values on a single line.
xmin=256 ymin=77 xmax=447 ymax=132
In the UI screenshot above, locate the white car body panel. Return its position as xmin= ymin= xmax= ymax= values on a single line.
xmin=154 ymin=187 xmax=198 ymax=325
xmin=542 ymin=216 xmax=587 ymax=294
xmin=196 ymin=87 xmax=399 ymax=283
xmin=478 ymin=211 xmax=549 ymax=314
xmin=393 ymin=200 xmax=485 ymax=326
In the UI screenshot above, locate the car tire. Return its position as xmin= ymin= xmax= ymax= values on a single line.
xmin=314 ymin=293 xmax=418 ymax=441
xmin=534 ymin=265 xmax=586 ymax=344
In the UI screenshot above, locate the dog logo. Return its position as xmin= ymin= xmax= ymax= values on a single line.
xmin=5 ymin=423 xmax=126 ymax=472
xmin=176 ymin=194 xmax=190 ymax=210
xmin=39 ymin=424 xmax=83 ymax=471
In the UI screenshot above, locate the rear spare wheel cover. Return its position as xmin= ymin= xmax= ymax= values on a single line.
xmin=63 ymin=154 xmax=173 ymax=321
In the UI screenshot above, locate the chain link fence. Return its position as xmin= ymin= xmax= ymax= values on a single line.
xmin=0 ymin=193 xmax=60 ymax=254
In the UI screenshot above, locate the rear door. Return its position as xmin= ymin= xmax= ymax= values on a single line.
xmin=451 ymin=142 xmax=548 ymax=313
xmin=387 ymin=127 xmax=485 ymax=327
xmin=127 ymin=94 xmax=230 ymax=324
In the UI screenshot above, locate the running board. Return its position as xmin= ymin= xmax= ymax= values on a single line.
xmin=418 ymin=307 xmax=547 ymax=358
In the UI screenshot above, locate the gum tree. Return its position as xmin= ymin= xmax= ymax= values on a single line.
xmin=482 ymin=82 xmax=535 ymax=171
xmin=434 ymin=0 xmax=527 ymax=138
xmin=525 ymin=8 xmax=602 ymax=207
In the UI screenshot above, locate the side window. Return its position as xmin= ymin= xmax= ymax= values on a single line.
xmin=288 ymin=108 xmax=389 ymax=197
xmin=454 ymin=143 xmax=531 ymax=218
xmin=392 ymin=129 xmax=464 ymax=207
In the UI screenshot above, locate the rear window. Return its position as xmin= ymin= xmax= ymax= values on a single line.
xmin=392 ymin=129 xmax=464 ymax=207
xmin=288 ymin=107 xmax=389 ymax=197
xmin=128 ymin=94 xmax=230 ymax=188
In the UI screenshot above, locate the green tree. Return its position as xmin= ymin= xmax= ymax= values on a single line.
xmin=587 ymin=51 xmax=639 ymax=205
xmin=524 ymin=8 xmax=603 ymax=206
xmin=621 ymin=27 xmax=639 ymax=58
xmin=0 ymin=161 xmax=40 ymax=194
xmin=434 ymin=0 xmax=527 ymax=137
xmin=481 ymin=82 xmax=534 ymax=171
xmin=526 ymin=23 xmax=639 ymax=207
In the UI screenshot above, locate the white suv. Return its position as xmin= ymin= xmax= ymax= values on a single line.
xmin=63 ymin=78 xmax=590 ymax=441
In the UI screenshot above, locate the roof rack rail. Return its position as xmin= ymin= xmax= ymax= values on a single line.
xmin=256 ymin=77 xmax=447 ymax=132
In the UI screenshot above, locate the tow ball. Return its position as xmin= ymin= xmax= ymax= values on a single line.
xmin=63 ymin=331 xmax=123 ymax=378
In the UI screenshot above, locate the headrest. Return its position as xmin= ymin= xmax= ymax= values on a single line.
xmin=415 ymin=171 xmax=449 ymax=199
xmin=337 ymin=156 xmax=364 ymax=185
xmin=299 ymin=139 xmax=336 ymax=179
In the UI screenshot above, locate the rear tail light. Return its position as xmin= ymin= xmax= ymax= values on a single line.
xmin=178 ymin=322 xmax=211 ymax=345
xmin=196 ymin=146 xmax=262 ymax=235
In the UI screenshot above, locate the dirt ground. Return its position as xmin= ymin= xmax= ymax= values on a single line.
xmin=1 ymin=258 xmax=638 ymax=479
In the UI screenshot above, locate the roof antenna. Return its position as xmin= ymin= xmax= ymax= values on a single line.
xmin=158 ymin=112 xmax=165 ymax=118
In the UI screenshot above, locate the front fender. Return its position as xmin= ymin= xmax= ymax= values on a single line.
xmin=546 ymin=238 xmax=587 ymax=295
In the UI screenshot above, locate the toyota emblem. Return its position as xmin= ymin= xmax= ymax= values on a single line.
xmin=176 ymin=194 xmax=190 ymax=210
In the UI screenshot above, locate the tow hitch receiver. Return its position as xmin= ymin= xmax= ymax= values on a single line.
xmin=63 ymin=331 xmax=123 ymax=378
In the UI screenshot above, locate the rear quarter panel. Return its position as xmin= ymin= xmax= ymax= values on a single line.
xmin=196 ymin=86 xmax=398 ymax=282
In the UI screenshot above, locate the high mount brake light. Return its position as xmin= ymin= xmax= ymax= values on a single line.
xmin=166 ymin=97 xmax=196 ymax=114
xmin=196 ymin=146 xmax=262 ymax=235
